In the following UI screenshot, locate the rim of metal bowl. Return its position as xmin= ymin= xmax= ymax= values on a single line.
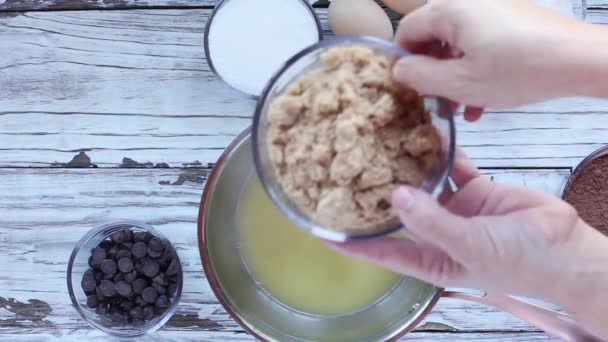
xmin=197 ymin=127 xmax=445 ymax=342
xmin=251 ymin=36 xmax=456 ymax=242
xmin=203 ymin=0 xmax=324 ymax=99
xmin=67 ymin=220 xmax=184 ymax=338
xmin=562 ymin=144 xmax=608 ymax=199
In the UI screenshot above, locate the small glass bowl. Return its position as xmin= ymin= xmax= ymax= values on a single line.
xmin=562 ymin=145 xmax=608 ymax=199
xmin=204 ymin=0 xmax=323 ymax=98
xmin=252 ymin=36 xmax=455 ymax=242
xmin=67 ymin=220 xmax=183 ymax=338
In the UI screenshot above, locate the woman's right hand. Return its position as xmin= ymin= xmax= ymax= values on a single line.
xmin=330 ymin=150 xmax=608 ymax=339
xmin=392 ymin=0 xmax=603 ymax=116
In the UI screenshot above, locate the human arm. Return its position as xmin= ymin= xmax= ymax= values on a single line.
xmin=329 ymin=150 xmax=608 ymax=339
xmin=392 ymin=0 xmax=608 ymax=120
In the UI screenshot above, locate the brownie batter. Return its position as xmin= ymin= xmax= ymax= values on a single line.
xmin=266 ymin=45 xmax=441 ymax=234
xmin=564 ymin=153 xmax=608 ymax=236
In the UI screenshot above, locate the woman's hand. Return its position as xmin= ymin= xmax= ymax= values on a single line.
xmin=392 ymin=0 xmax=607 ymax=117
xmin=329 ymin=150 xmax=608 ymax=338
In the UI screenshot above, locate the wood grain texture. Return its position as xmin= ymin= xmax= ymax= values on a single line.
xmin=0 ymin=331 xmax=561 ymax=341
xmin=0 ymin=168 xmax=570 ymax=340
xmin=1 ymin=7 xmax=608 ymax=168
xmin=0 ymin=0 xmax=587 ymax=13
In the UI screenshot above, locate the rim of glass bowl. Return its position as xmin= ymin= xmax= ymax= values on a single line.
xmin=66 ymin=220 xmax=183 ymax=338
xmin=203 ymin=0 xmax=324 ymax=99
xmin=252 ymin=36 xmax=456 ymax=242
xmin=562 ymin=144 xmax=608 ymax=200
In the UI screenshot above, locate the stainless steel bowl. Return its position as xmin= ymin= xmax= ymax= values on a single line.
xmin=198 ymin=129 xmax=602 ymax=341
xmin=252 ymin=36 xmax=455 ymax=242
xmin=198 ymin=128 xmax=440 ymax=342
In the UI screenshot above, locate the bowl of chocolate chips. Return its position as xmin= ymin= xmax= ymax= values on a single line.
xmin=67 ymin=220 xmax=183 ymax=337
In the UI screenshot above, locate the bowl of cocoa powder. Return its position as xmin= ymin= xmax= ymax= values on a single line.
xmin=252 ymin=37 xmax=455 ymax=242
xmin=563 ymin=146 xmax=608 ymax=237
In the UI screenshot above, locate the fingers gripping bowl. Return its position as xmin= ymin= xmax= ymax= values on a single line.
xmin=252 ymin=36 xmax=456 ymax=241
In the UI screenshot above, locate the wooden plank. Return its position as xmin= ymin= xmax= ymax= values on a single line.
xmin=0 ymin=168 xmax=572 ymax=339
xmin=0 ymin=0 xmax=325 ymax=11
xmin=0 ymin=0 xmax=587 ymax=13
xmin=0 ymin=331 xmax=560 ymax=341
xmin=1 ymin=9 xmax=608 ymax=168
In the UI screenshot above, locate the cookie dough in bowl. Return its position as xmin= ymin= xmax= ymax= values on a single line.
xmin=253 ymin=37 xmax=455 ymax=241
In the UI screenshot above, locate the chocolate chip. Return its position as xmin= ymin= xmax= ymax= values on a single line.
xmin=132 ymin=278 xmax=147 ymax=295
xmin=111 ymin=296 xmax=123 ymax=305
xmin=96 ymin=286 xmax=104 ymax=301
xmin=83 ymin=268 xmax=95 ymax=280
xmin=104 ymin=273 xmax=114 ymax=280
xmin=94 ymin=271 xmax=104 ymax=283
xmin=98 ymin=239 xmax=111 ymax=249
xmin=142 ymin=260 xmax=159 ymax=278
xmin=129 ymin=306 xmax=144 ymax=320
xmin=86 ymin=295 xmax=99 ymax=308
xmin=132 ymin=242 xmax=147 ymax=259
xmin=123 ymin=229 xmax=134 ymax=243
xmin=124 ymin=270 xmax=138 ymax=283
xmin=142 ymin=287 xmax=158 ymax=304
xmin=116 ymin=281 xmax=133 ymax=297
xmin=168 ymin=274 xmax=178 ymax=283
xmin=151 ymin=283 xmax=166 ymax=295
xmin=158 ymin=260 xmax=169 ymax=271
xmin=155 ymin=295 xmax=169 ymax=309
xmin=100 ymin=280 xmax=117 ymax=297
xmin=89 ymin=255 xmax=102 ymax=270
xmin=166 ymin=259 xmax=179 ymax=276
xmin=160 ymin=248 xmax=174 ymax=263
xmin=152 ymin=273 xmax=168 ymax=286
xmin=96 ymin=303 xmax=109 ymax=315
xmin=81 ymin=272 xmax=97 ymax=293
xmin=101 ymin=259 xmax=117 ymax=275
xmin=135 ymin=296 xmax=146 ymax=306
xmin=108 ymin=246 xmax=119 ymax=259
xmin=116 ymin=249 xmax=131 ymax=260
xmin=168 ymin=283 xmax=177 ymax=295
xmin=148 ymin=237 xmax=163 ymax=252
xmin=143 ymin=305 xmax=155 ymax=320
xmin=120 ymin=299 xmax=134 ymax=311
xmin=134 ymin=232 xmax=150 ymax=243
xmin=111 ymin=230 xmax=125 ymax=244
xmin=113 ymin=272 xmax=125 ymax=282
xmin=134 ymin=262 xmax=143 ymax=274
xmin=147 ymin=247 xmax=162 ymax=258
xmin=91 ymin=248 xmax=107 ymax=263
xmin=118 ymin=258 xmax=134 ymax=273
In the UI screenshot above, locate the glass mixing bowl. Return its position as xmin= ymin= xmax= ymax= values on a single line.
xmin=66 ymin=220 xmax=183 ymax=338
xmin=252 ymin=36 xmax=455 ymax=242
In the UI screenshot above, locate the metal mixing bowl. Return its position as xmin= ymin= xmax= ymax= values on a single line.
xmin=198 ymin=128 xmax=439 ymax=342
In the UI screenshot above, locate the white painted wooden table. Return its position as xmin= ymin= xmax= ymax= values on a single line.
xmin=1 ymin=0 xmax=607 ymax=340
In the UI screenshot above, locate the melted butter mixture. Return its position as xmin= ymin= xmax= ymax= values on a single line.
xmin=238 ymin=177 xmax=400 ymax=316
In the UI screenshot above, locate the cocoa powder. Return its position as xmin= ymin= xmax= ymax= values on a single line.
xmin=564 ymin=153 xmax=608 ymax=236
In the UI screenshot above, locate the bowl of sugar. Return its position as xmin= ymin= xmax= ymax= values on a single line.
xmin=204 ymin=0 xmax=323 ymax=98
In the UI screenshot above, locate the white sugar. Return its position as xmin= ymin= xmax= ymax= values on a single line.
xmin=207 ymin=0 xmax=320 ymax=97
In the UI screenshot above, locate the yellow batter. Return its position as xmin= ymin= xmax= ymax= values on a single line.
xmin=238 ymin=177 xmax=400 ymax=316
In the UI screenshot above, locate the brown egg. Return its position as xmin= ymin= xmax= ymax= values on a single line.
xmin=382 ymin=0 xmax=426 ymax=14
xmin=328 ymin=0 xmax=394 ymax=41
